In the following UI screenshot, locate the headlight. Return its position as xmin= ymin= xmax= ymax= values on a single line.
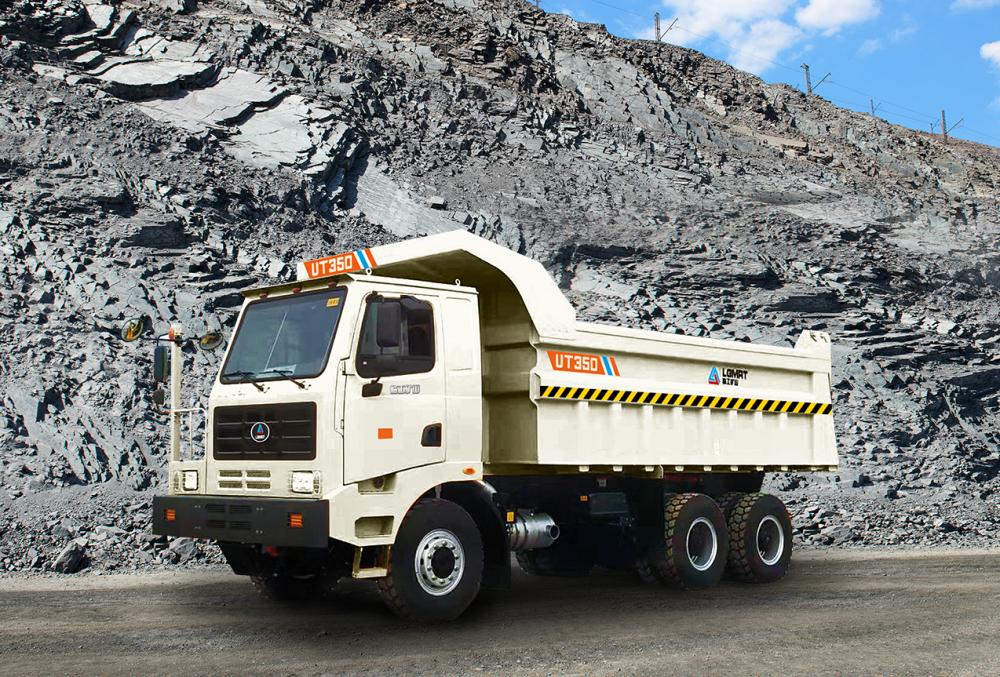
xmin=291 ymin=471 xmax=316 ymax=494
xmin=182 ymin=470 xmax=198 ymax=491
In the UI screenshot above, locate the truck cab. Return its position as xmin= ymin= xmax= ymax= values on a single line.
xmin=166 ymin=274 xmax=485 ymax=547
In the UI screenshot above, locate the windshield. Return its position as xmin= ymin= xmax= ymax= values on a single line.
xmin=220 ymin=288 xmax=347 ymax=383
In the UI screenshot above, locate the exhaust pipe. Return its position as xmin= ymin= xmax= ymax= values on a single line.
xmin=507 ymin=511 xmax=560 ymax=551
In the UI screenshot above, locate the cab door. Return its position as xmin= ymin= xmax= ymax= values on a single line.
xmin=342 ymin=292 xmax=446 ymax=483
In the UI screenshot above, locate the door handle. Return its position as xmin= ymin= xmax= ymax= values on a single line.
xmin=421 ymin=423 xmax=442 ymax=447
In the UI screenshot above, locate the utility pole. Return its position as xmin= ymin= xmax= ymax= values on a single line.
xmin=654 ymin=12 xmax=661 ymax=41
xmin=941 ymin=110 xmax=948 ymax=143
xmin=870 ymin=99 xmax=881 ymax=116
xmin=801 ymin=64 xmax=829 ymax=97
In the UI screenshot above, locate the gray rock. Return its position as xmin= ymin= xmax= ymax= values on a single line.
xmin=53 ymin=539 xmax=86 ymax=574
xmin=167 ymin=537 xmax=198 ymax=563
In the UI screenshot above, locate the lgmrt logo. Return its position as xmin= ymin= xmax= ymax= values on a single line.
xmin=250 ymin=421 xmax=271 ymax=443
xmin=708 ymin=366 xmax=748 ymax=386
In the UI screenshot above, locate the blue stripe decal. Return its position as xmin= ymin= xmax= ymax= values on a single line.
xmin=601 ymin=355 xmax=613 ymax=375
xmin=355 ymin=250 xmax=371 ymax=269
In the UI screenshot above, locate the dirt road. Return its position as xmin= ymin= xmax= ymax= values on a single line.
xmin=2 ymin=549 xmax=999 ymax=676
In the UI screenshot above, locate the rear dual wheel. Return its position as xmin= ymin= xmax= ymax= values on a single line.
xmin=726 ymin=493 xmax=793 ymax=583
xmin=640 ymin=493 xmax=729 ymax=589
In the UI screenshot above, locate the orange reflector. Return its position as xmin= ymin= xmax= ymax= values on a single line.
xmin=506 ymin=511 xmax=515 ymax=523
xmin=463 ymin=467 xmax=476 ymax=476
xmin=167 ymin=326 xmax=176 ymax=341
xmin=377 ymin=428 xmax=393 ymax=440
xmin=288 ymin=513 xmax=304 ymax=528
xmin=165 ymin=508 xmax=176 ymax=522
xmin=579 ymin=495 xmax=589 ymax=502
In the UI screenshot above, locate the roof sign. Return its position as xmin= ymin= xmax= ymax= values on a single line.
xmin=301 ymin=248 xmax=377 ymax=280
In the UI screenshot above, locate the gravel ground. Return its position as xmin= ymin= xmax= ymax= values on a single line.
xmin=3 ymin=549 xmax=1000 ymax=676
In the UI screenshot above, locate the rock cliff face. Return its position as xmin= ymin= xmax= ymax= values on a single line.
xmin=2 ymin=0 xmax=1000 ymax=572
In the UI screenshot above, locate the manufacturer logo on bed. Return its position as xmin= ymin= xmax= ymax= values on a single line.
xmin=709 ymin=366 xmax=749 ymax=386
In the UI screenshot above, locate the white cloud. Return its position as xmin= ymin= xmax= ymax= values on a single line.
xmin=632 ymin=23 xmax=657 ymax=41
xmin=983 ymin=41 xmax=1000 ymax=68
xmin=730 ymin=19 xmax=802 ymax=72
xmin=656 ymin=0 xmax=879 ymax=75
xmin=858 ymin=38 xmax=882 ymax=55
xmin=659 ymin=0 xmax=796 ymax=48
xmin=795 ymin=0 xmax=880 ymax=35
xmin=952 ymin=0 xmax=1000 ymax=9
xmin=857 ymin=15 xmax=916 ymax=56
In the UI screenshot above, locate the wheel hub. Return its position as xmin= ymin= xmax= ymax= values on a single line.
xmin=756 ymin=515 xmax=784 ymax=566
xmin=414 ymin=529 xmax=465 ymax=596
xmin=685 ymin=517 xmax=718 ymax=572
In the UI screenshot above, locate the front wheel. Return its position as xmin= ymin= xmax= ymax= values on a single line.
xmin=378 ymin=498 xmax=484 ymax=621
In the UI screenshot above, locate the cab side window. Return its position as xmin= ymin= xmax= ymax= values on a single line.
xmin=356 ymin=295 xmax=435 ymax=378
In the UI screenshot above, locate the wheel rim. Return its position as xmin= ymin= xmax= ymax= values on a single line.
xmin=756 ymin=515 xmax=785 ymax=566
xmin=685 ymin=517 xmax=718 ymax=572
xmin=414 ymin=529 xmax=465 ymax=596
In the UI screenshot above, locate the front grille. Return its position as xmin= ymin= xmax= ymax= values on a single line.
xmin=213 ymin=402 xmax=317 ymax=461
xmin=215 ymin=469 xmax=272 ymax=491
xmin=204 ymin=502 xmax=257 ymax=532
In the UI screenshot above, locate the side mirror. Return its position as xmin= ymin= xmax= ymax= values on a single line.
xmin=198 ymin=331 xmax=224 ymax=351
xmin=152 ymin=388 xmax=166 ymax=406
xmin=153 ymin=344 xmax=170 ymax=383
xmin=361 ymin=381 xmax=383 ymax=398
xmin=120 ymin=315 xmax=151 ymax=342
xmin=376 ymin=301 xmax=402 ymax=348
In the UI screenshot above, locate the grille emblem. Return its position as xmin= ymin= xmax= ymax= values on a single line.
xmin=250 ymin=421 xmax=270 ymax=443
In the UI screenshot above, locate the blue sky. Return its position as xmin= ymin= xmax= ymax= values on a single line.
xmin=540 ymin=0 xmax=1000 ymax=147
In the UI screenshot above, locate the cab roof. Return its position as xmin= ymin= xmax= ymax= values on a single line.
xmin=289 ymin=231 xmax=576 ymax=339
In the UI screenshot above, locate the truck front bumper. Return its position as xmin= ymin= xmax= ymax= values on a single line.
xmin=152 ymin=495 xmax=329 ymax=548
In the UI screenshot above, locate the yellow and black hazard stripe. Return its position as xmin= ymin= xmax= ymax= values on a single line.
xmin=538 ymin=386 xmax=832 ymax=416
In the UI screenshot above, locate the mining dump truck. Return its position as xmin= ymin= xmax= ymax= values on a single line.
xmin=124 ymin=231 xmax=837 ymax=621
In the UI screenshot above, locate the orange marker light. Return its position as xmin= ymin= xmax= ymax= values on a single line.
xmin=463 ymin=467 xmax=476 ymax=476
xmin=288 ymin=513 xmax=304 ymax=529
xmin=165 ymin=508 xmax=176 ymax=522
xmin=377 ymin=428 xmax=393 ymax=440
xmin=579 ymin=495 xmax=589 ymax=502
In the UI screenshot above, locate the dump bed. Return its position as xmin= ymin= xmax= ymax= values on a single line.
xmin=297 ymin=231 xmax=838 ymax=473
xmin=515 ymin=324 xmax=836 ymax=471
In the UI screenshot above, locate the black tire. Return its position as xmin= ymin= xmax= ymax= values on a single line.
xmin=378 ymin=498 xmax=484 ymax=621
xmin=515 ymin=541 xmax=593 ymax=577
xmin=651 ymin=493 xmax=728 ymax=589
xmin=715 ymin=491 xmax=745 ymax=521
xmin=251 ymin=573 xmax=324 ymax=601
xmin=726 ymin=493 xmax=793 ymax=583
